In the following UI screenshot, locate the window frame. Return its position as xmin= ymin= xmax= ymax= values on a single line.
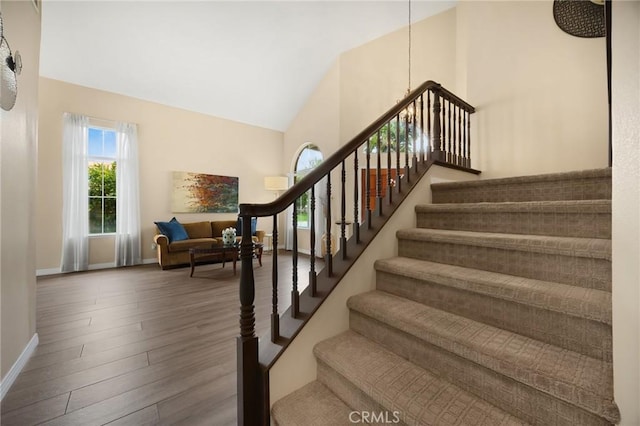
xmin=293 ymin=144 xmax=323 ymax=229
xmin=87 ymin=125 xmax=117 ymax=236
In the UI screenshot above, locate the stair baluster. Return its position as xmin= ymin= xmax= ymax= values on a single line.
xmin=353 ymin=150 xmax=360 ymax=244
xmin=376 ymin=130 xmax=383 ymax=217
xmin=271 ymin=214 xmax=280 ymax=342
xmin=396 ymin=115 xmax=402 ymax=193
xmin=466 ymin=108 xmax=471 ymax=168
xmin=419 ymin=94 xmax=425 ymax=164
xmin=309 ymin=187 xmax=317 ymax=297
xmin=340 ymin=160 xmax=347 ymax=260
xmin=387 ymin=120 xmax=393 ymax=205
xmin=366 ymin=136 xmax=372 ymax=228
xmin=325 ymin=174 xmax=333 ymax=277
xmin=291 ymin=203 xmax=299 ymax=318
xmin=404 ymin=114 xmax=411 ymax=182
xmin=432 ymin=87 xmax=443 ymax=162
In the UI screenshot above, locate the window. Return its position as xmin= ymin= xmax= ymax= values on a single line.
xmin=88 ymin=127 xmax=117 ymax=234
xmin=294 ymin=144 xmax=323 ymax=228
xmin=62 ymin=113 xmax=140 ymax=272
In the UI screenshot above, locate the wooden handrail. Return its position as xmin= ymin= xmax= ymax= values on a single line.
xmin=237 ymin=80 xmax=477 ymax=425
xmin=239 ymin=81 xmax=473 ymax=218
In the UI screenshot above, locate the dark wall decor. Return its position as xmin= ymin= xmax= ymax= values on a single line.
xmin=1 ymin=12 xmax=23 ymax=111
xmin=553 ymin=0 xmax=605 ymax=38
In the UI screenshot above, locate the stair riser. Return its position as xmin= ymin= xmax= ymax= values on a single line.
xmin=432 ymin=177 xmax=611 ymax=204
xmin=316 ymin=361 xmax=404 ymax=426
xmin=416 ymin=211 xmax=611 ymax=239
xmin=377 ymin=271 xmax=612 ymax=361
xmin=398 ymin=239 xmax=611 ymax=291
xmin=350 ymin=312 xmax=611 ymax=426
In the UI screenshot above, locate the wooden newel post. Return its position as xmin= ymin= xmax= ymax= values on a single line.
xmin=431 ymin=86 xmax=445 ymax=162
xmin=237 ymin=214 xmax=261 ymax=425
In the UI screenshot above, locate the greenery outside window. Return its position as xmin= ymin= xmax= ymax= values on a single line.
xmin=365 ymin=120 xmax=415 ymax=154
xmin=88 ymin=127 xmax=117 ymax=234
xmin=294 ymin=144 xmax=323 ymax=228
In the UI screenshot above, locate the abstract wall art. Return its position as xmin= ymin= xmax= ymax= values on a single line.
xmin=171 ymin=171 xmax=238 ymax=213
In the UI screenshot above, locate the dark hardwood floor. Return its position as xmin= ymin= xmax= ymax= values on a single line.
xmin=1 ymin=252 xmax=311 ymax=425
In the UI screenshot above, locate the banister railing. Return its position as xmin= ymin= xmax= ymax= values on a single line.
xmin=237 ymin=80 xmax=477 ymax=425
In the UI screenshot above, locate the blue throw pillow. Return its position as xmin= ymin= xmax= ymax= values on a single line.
xmin=236 ymin=217 xmax=257 ymax=237
xmin=154 ymin=217 xmax=189 ymax=243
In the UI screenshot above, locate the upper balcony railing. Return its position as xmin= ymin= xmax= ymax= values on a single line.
xmin=236 ymin=80 xmax=477 ymax=425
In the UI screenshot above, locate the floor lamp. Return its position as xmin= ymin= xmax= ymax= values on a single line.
xmin=264 ymin=176 xmax=288 ymax=251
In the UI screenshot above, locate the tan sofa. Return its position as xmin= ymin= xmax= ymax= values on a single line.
xmin=154 ymin=220 xmax=265 ymax=270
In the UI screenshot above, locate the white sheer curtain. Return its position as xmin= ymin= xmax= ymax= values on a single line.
xmin=285 ymin=173 xmax=294 ymax=250
xmin=313 ymin=176 xmax=328 ymax=256
xmin=114 ymin=122 xmax=141 ymax=266
xmin=61 ymin=113 xmax=89 ymax=272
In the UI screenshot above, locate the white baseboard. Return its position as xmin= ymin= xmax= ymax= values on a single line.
xmin=37 ymin=259 xmax=157 ymax=276
xmin=1 ymin=333 xmax=38 ymax=401
xmin=36 ymin=267 xmax=61 ymax=277
xmin=88 ymin=262 xmax=116 ymax=271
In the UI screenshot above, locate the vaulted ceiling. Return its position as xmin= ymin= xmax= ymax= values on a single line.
xmin=40 ymin=1 xmax=456 ymax=131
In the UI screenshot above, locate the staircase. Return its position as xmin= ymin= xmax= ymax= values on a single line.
xmin=272 ymin=168 xmax=618 ymax=426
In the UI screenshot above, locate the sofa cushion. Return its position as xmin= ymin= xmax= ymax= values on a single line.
xmin=168 ymin=237 xmax=217 ymax=253
xmin=236 ymin=217 xmax=257 ymax=236
xmin=154 ymin=217 xmax=189 ymax=243
xmin=183 ymin=221 xmax=213 ymax=239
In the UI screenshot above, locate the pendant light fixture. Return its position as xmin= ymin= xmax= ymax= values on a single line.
xmin=398 ymin=0 xmax=416 ymax=122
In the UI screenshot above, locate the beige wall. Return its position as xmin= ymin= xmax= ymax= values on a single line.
xmin=1 ymin=0 xmax=41 ymax=378
xmin=285 ymin=61 xmax=341 ymax=171
xmin=339 ymin=7 xmax=457 ymax=144
xmin=611 ymin=1 xmax=640 ymax=424
xmin=459 ymin=1 xmax=608 ymax=178
xmin=37 ymin=78 xmax=284 ymax=271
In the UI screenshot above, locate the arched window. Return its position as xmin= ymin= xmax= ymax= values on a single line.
xmin=294 ymin=144 xmax=323 ymax=228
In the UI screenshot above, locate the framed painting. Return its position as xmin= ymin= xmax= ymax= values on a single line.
xmin=172 ymin=171 xmax=238 ymax=213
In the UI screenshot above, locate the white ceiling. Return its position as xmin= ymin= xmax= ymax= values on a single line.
xmin=40 ymin=1 xmax=456 ymax=131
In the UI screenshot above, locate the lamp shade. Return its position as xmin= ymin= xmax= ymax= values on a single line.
xmin=264 ymin=176 xmax=288 ymax=191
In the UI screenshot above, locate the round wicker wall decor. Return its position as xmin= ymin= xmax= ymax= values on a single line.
xmin=553 ymin=0 xmax=605 ymax=38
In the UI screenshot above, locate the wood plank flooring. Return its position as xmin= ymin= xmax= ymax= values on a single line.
xmin=1 ymin=253 xmax=313 ymax=425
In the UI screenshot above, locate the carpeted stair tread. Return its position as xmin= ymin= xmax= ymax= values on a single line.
xmin=431 ymin=168 xmax=611 ymax=203
xmin=374 ymin=257 xmax=611 ymax=325
xmin=416 ymin=199 xmax=611 ymax=214
xmin=432 ymin=168 xmax=611 ymax=191
xmin=396 ymin=228 xmax=611 ymax=260
xmin=347 ymin=291 xmax=618 ymax=423
xmin=415 ymin=200 xmax=611 ymax=239
xmin=271 ymin=380 xmax=355 ymax=426
xmin=314 ymin=330 xmax=529 ymax=426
